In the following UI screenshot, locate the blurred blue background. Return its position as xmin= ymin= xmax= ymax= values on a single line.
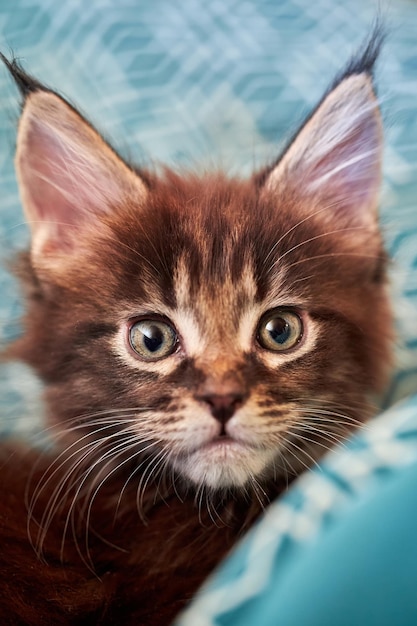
xmin=0 ymin=0 xmax=417 ymax=435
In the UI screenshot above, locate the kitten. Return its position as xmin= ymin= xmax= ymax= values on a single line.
xmin=0 ymin=29 xmax=392 ymax=625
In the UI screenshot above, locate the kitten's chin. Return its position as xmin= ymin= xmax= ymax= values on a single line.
xmin=173 ymin=438 xmax=275 ymax=490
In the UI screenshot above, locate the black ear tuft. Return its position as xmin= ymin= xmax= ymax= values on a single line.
xmin=0 ymin=52 xmax=48 ymax=99
xmin=255 ymin=21 xmax=385 ymax=189
xmin=331 ymin=19 xmax=385 ymax=87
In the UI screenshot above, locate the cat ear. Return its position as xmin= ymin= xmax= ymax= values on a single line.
xmin=262 ymin=70 xmax=382 ymax=230
xmin=12 ymin=71 xmax=147 ymax=270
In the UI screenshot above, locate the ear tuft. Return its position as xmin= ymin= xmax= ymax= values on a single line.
xmin=0 ymin=52 xmax=46 ymax=99
xmin=331 ymin=20 xmax=384 ymax=86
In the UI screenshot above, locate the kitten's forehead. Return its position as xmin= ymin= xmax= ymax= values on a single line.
xmin=172 ymin=252 xmax=248 ymax=354
xmin=171 ymin=251 xmax=292 ymax=358
xmin=173 ymin=253 xmax=258 ymax=310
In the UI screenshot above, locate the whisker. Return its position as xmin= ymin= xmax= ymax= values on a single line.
xmin=248 ymin=473 xmax=268 ymax=511
xmin=281 ymin=436 xmax=322 ymax=472
xmin=30 ymin=423 xmax=157 ymax=558
xmin=136 ymin=446 xmax=172 ymax=519
xmin=288 ymin=430 xmax=343 ymax=457
xmin=204 ymin=490 xmax=225 ymax=527
xmin=290 ymin=422 xmax=348 ymax=448
xmin=27 ymin=421 xmax=141 ymax=526
xmin=269 ymin=226 xmax=366 ymax=272
xmin=285 ymin=251 xmax=381 ymax=271
xmin=58 ymin=436 xmax=151 ymax=571
xmin=262 ymin=203 xmax=352 ymax=268
xmin=32 ymin=434 xmax=124 ymax=558
xmin=81 ymin=439 xmax=160 ymax=569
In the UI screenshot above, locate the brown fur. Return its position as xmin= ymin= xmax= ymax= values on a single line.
xmin=1 ymin=443 xmax=280 ymax=625
xmin=0 ymin=30 xmax=393 ymax=625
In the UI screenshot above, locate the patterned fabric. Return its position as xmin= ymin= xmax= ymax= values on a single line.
xmin=0 ymin=1 xmax=416 ymax=623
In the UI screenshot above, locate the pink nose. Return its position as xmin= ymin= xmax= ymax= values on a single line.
xmin=196 ymin=391 xmax=246 ymax=423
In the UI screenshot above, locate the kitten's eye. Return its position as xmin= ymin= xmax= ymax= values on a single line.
xmin=257 ymin=309 xmax=303 ymax=352
xmin=129 ymin=319 xmax=177 ymax=361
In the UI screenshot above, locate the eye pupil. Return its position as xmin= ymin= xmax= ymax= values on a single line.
xmin=143 ymin=325 xmax=164 ymax=353
xmin=266 ymin=318 xmax=290 ymax=345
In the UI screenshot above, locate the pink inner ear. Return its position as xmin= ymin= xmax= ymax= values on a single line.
xmin=266 ymin=74 xmax=382 ymax=228
xmin=309 ymin=116 xmax=380 ymax=213
xmin=21 ymin=121 xmax=88 ymax=252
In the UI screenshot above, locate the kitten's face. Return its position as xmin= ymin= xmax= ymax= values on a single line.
xmin=5 ymin=49 xmax=392 ymax=492
xmin=14 ymin=172 xmax=391 ymax=491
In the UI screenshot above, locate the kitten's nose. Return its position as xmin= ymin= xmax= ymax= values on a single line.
xmin=198 ymin=392 xmax=245 ymax=423
xmin=196 ymin=374 xmax=247 ymax=424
